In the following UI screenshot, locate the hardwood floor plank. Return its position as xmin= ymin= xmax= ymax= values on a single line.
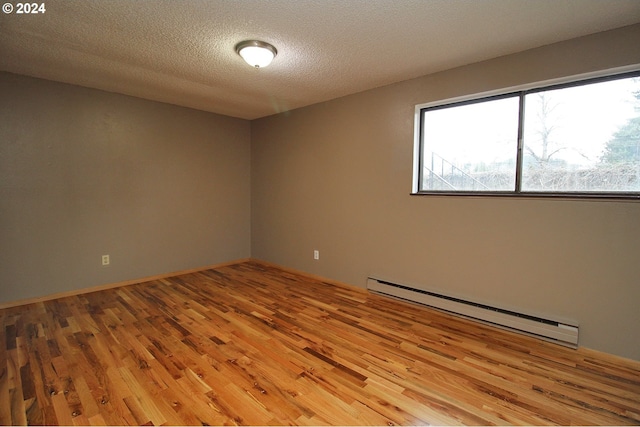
xmin=1 ymin=260 xmax=639 ymax=425
xmin=0 ymin=369 xmax=11 ymax=425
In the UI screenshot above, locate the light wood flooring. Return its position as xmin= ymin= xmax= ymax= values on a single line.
xmin=1 ymin=261 xmax=639 ymax=425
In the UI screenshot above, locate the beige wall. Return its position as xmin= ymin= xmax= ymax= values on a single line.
xmin=0 ymin=72 xmax=251 ymax=304
xmin=251 ymin=24 xmax=640 ymax=360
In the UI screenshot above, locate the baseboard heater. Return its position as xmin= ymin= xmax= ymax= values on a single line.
xmin=367 ymin=277 xmax=579 ymax=348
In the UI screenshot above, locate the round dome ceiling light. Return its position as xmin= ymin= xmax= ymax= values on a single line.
xmin=235 ymin=40 xmax=277 ymax=68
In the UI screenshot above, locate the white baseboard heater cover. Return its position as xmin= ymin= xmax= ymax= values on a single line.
xmin=367 ymin=277 xmax=579 ymax=348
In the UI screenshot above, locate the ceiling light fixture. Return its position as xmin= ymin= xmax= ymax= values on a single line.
xmin=235 ymin=40 xmax=277 ymax=68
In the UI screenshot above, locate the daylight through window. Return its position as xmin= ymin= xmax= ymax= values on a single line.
xmin=416 ymin=71 xmax=640 ymax=198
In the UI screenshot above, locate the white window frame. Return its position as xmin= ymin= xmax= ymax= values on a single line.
xmin=412 ymin=64 xmax=640 ymax=199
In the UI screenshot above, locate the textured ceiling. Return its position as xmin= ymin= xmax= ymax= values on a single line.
xmin=1 ymin=0 xmax=640 ymax=120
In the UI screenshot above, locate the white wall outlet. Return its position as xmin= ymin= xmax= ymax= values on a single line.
xmin=313 ymin=250 xmax=319 ymax=260
xmin=102 ymin=254 xmax=110 ymax=266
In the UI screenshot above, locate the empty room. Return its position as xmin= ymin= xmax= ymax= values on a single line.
xmin=1 ymin=1 xmax=640 ymax=425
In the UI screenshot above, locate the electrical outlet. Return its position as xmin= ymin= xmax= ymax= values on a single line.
xmin=313 ymin=250 xmax=319 ymax=260
xmin=102 ymin=254 xmax=110 ymax=266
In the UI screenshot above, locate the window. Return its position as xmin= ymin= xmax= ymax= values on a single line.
xmin=414 ymin=70 xmax=640 ymax=198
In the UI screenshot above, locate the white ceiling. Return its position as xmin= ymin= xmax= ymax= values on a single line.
xmin=1 ymin=0 xmax=640 ymax=120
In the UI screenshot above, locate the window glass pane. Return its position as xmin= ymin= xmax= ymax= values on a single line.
xmin=421 ymin=96 xmax=519 ymax=191
xmin=522 ymin=77 xmax=640 ymax=192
